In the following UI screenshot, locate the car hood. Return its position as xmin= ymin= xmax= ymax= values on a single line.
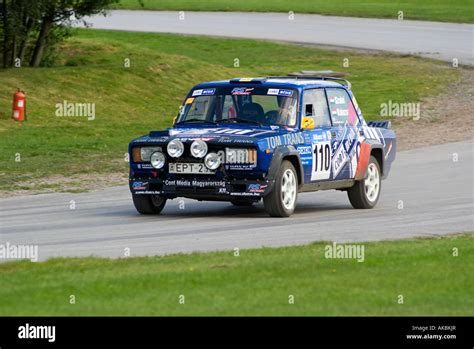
xmin=131 ymin=124 xmax=307 ymax=151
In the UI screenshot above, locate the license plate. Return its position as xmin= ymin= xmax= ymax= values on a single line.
xmin=169 ymin=163 xmax=214 ymax=174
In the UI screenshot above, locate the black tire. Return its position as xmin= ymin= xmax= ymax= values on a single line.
xmin=263 ymin=160 xmax=298 ymax=217
xmin=230 ymin=198 xmax=257 ymax=207
xmin=347 ymin=155 xmax=381 ymax=209
xmin=132 ymin=194 xmax=167 ymax=214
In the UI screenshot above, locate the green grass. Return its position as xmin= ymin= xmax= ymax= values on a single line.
xmin=114 ymin=0 xmax=474 ymax=23
xmin=0 ymin=235 xmax=472 ymax=315
xmin=0 ymin=29 xmax=457 ymax=192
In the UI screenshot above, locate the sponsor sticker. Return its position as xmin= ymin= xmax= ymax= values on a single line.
xmin=312 ymin=132 xmax=329 ymax=142
xmin=344 ymin=127 xmax=358 ymax=155
xmin=297 ymin=145 xmax=313 ymax=166
xmin=132 ymin=181 xmax=148 ymax=190
xmin=230 ymin=192 xmax=261 ymax=197
xmin=332 ymin=108 xmax=349 ymax=117
xmin=266 ymin=132 xmax=305 ymax=149
xmin=133 ymin=191 xmax=162 ymax=195
xmin=202 ymin=88 xmax=215 ymax=95
xmin=191 ymin=88 xmax=214 ymax=97
xmin=137 ymin=163 xmax=154 ymax=170
xmin=164 ymin=179 xmax=226 ymax=187
xmin=332 ymin=144 xmax=348 ymax=178
xmin=297 ymin=145 xmax=312 ymax=155
xmin=185 ymin=98 xmax=194 ymax=104
xmin=232 ymin=87 xmax=254 ymax=95
xmin=267 ymin=89 xmax=293 ymax=97
xmin=248 ymin=183 xmax=268 ymax=193
xmin=329 ymin=96 xmax=345 ymax=105
xmin=226 ymin=164 xmax=257 ymax=170
xmin=279 ymin=89 xmax=293 ymax=97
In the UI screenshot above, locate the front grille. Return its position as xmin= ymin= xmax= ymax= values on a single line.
xmin=164 ymin=143 xmax=259 ymax=177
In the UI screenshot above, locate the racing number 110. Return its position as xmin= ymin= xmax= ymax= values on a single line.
xmin=314 ymin=143 xmax=330 ymax=173
xmin=311 ymin=141 xmax=331 ymax=181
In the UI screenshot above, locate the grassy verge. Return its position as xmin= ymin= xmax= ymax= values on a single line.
xmin=114 ymin=0 xmax=474 ymax=23
xmin=0 ymin=29 xmax=457 ymax=192
xmin=0 ymin=235 xmax=472 ymax=315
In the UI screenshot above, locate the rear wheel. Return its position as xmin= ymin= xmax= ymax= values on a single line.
xmin=132 ymin=194 xmax=167 ymax=214
xmin=263 ymin=160 xmax=298 ymax=217
xmin=347 ymin=155 xmax=381 ymax=209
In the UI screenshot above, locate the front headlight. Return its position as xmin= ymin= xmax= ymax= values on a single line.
xmin=204 ymin=152 xmax=221 ymax=170
xmin=190 ymin=140 xmax=208 ymax=158
xmin=150 ymin=152 xmax=166 ymax=169
xmin=140 ymin=147 xmax=162 ymax=162
xmin=167 ymin=139 xmax=184 ymax=158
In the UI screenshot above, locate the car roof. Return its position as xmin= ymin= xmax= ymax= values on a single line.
xmin=192 ymin=77 xmax=348 ymax=91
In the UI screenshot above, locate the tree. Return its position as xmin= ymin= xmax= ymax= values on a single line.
xmin=0 ymin=0 xmax=119 ymax=68
xmin=1 ymin=0 xmax=41 ymax=67
xmin=1 ymin=0 xmax=11 ymax=68
xmin=30 ymin=0 xmax=119 ymax=67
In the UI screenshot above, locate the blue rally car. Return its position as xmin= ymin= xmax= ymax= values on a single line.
xmin=129 ymin=75 xmax=396 ymax=217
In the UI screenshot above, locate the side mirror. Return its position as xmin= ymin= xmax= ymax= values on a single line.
xmin=305 ymin=104 xmax=313 ymax=117
xmin=302 ymin=116 xmax=315 ymax=130
xmin=172 ymin=116 xmax=177 ymax=125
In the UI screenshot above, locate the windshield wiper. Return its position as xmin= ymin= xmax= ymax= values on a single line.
xmin=176 ymin=118 xmax=217 ymax=125
xmin=221 ymin=118 xmax=262 ymax=126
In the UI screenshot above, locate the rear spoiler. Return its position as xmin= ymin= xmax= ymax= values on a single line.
xmin=367 ymin=120 xmax=391 ymax=129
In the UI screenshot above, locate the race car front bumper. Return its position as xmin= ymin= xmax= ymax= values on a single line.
xmin=129 ymin=176 xmax=274 ymax=201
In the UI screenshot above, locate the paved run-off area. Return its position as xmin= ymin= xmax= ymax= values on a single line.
xmin=0 ymin=140 xmax=472 ymax=261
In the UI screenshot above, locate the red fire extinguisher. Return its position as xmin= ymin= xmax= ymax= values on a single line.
xmin=12 ymin=89 xmax=26 ymax=121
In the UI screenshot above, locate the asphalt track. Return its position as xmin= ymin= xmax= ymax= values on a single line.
xmin=81 ymin=10 xmax=474 ymax=65
xmin=1 ymin=140 xmax=472 ymax=261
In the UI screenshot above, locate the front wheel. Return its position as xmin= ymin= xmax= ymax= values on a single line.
xmin=132 ymin=194 xmax=167 ymax=214
xmin=347 ymin=155 xmax=381 ymax=209
xmin=263 ymin=160 xmax=298 ymax=217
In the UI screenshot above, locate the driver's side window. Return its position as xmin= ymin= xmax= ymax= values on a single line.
xmin=303 ymin=89 xmax=331 ymax=127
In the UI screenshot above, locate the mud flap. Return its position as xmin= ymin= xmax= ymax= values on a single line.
xmin=355 ymin=142 xmax=371 ymax=180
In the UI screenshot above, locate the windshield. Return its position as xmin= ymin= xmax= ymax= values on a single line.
xmin=178 ymin=86 xmax=298 ymax=127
